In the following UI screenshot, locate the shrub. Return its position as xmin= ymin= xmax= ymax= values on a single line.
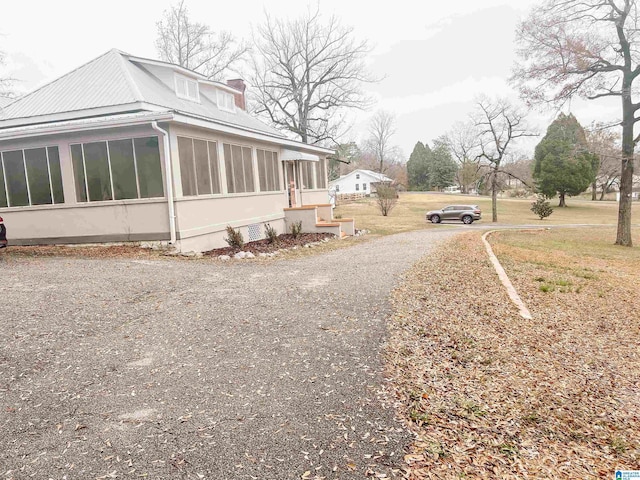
xmin=264 ymin=223 xmax=278 ymax=244
xmin=224 ymin=225 xmax=244 ymax=249
xmin=290 ymin=220 xmax=303 ymax=238
xmin=375 ymin=185 xmax=398 ymax=216
xmin=531 ymin=196 xmax=553 ymax=220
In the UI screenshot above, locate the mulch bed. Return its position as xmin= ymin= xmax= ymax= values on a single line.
xmin=0 ymin=233 xmax=336 ymax=260
xmin=202 ymin=232 xmax=335 ymax=256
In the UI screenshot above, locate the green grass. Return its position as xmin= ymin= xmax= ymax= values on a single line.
xmin=335 ymin=193 xmax=639 ymax=236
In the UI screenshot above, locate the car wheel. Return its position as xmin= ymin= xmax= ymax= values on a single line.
xmin=462 ymin=215 xmax=473 ymax=224
xmin=431 ymin=215 xmax=441 ymax=224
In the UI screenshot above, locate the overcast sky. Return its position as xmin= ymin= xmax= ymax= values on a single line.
xmin=0 ymin=0 xmax=621 ymax=158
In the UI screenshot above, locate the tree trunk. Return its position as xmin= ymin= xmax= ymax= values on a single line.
xmin=599 ymin=187 xmax=606 ymax=201
xmin=558 ymin=192 xmax=566 ymax=207
xmin=616 ymin=84 xmax=634 ymax=246
xmin=491 ymin=167 xmax=498 ymax=222
xmin=591 ymin=181 xmax=597 ymax=201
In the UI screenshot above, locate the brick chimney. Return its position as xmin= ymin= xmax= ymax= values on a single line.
xmin=226 ymin=79 xmax=246 ymax=111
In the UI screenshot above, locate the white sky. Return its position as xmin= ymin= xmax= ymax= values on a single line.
xmin=0 ymin=0 xmax=621 ymax=158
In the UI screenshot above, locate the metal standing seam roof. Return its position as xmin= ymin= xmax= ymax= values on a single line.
xmin=0 ymin=50 xmax=140 ymax=120
xmin=0 ymin=49 xmax=286 ymax=140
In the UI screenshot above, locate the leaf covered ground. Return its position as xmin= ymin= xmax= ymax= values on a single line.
xmin=387 ymin=228 xmax=640 ymax=479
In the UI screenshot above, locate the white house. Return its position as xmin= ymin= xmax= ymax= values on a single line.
xmin=0 ymin=49 xmax=354 ymax=251
xmin=329 ymin=169 xmax=393 ymax=197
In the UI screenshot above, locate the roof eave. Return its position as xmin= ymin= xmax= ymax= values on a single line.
xmin=0 ymin=111 xmax=174 ymax=142
xmin=171 ymin=112 xmax=334 ymax=155
xmin=0 ymin=101 xmax=157 ymax=129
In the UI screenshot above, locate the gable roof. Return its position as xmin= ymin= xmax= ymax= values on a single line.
xmin=330 ymin=169 xmax=393 ymax=185
xmin=0 ymin=49 xmax=283 ymax=138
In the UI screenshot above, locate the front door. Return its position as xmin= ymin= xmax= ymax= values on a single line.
xmin=284 ymin=161 xmax=299 ymax=207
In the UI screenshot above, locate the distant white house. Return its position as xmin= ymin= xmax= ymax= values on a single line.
xmin=329 ymin=169 xmax=393 ymax=197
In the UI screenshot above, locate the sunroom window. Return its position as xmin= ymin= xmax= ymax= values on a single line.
xmin=71 ymin=136 xmax=164 ymax=202
xmin=0 ymin=146 xmax=64 ymax=207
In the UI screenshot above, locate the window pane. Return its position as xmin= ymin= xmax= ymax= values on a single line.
xmin=83 ymin=142 xmax=112 ymax=201
xmin=187 ymin=80 xmax=198 ymax=100
xmin=0 ymin=158 xmax=7 ymax=208
xmin=48 ymin=147 xmax=64 ymax=204
xmin=194 ymin=139 xmax=211 ymax=195
xmin=224 ymin=143 xmax=234 ymax=193
xmin=208 ymin=142 xmax=221 ymax=194
xmin=300 ymin=162 xmax=308 ymax=190
xmin=318 ymin=159 xmax=327 ymax=189
xmin=259 ymin=151 xmax=279 ymax=192
xmin=178 ymin=136 xmax=196 ymax=196
xmin=242 ymin=146 xmax=254 ymax=192
xmin=134 ymin=137 xmax=164 ymax=198
xmin=270 ymin=153 xmax=278 ymax=191
xmin=257 ymin=149 xmax=266 ymax=191
xmin=71 ymin=144 xmax=87 ymax=202
xmin=108 ymin=139 xmax=137 ymax=200
xmin=25 ymin=148 xmax=52 ymax=205
xmin=232 ymin=145 xmax=244 ymax=192
xmin=272 ymin=153 xmax=280 ymax=191
xmin=176 ymin=77 xmax=187 ymax=96
xmin=3 ymin=150 xmax=29 ymax=206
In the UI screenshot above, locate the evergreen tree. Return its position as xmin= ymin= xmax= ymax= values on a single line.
xmin=533 ymin=113 xmax=597 ymax=207
xmin=429 ymin=138 xmax=458 ymax=191
xmin=407 ymin=141 xmax=430 ymax=190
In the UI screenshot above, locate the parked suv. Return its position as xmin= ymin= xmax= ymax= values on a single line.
xmin=426 ymin=205 xmax=482 ymax=224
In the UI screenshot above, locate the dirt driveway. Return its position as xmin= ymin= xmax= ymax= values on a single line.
xmin=1 ymin=230 xmax=456 ymax=479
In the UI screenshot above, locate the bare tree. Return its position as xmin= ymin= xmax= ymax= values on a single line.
xmin=586 ymin=125 xmax=621 ymax=201
xmin=0 ymin=49 xmax=14 ymax=101
xmin=473 ymin=97 xmax=536 ymax=222
xmin=155 ymin=0 xmax=248 ymax=80
xmin=250 ymin=8 xmax=374 ymax=145
xmin=365 ymin=110 xmax=400 ymax=174
xmin=513 ymin=0 xmax=639 ymax=246
xmin=444 ymin=121 xmax=483 ymax=194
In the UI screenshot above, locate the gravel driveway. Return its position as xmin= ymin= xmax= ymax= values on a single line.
xmin=1 ymin=229 xmax=457 ymax=479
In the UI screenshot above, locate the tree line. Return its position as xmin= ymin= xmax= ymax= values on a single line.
xmin=406 ymin=105 xmax=626 ymax=222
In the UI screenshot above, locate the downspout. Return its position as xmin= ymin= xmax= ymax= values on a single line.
xmin=151 ymin=121 xmax=177 ymax=245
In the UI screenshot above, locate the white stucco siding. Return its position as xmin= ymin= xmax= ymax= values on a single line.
xmin=174 ymin=192 xmax=287 ymax=240
xmin=301 ymin=190 xmax=330 ymax=205
xmin=7 ymin=201 xmax=170 ymax=245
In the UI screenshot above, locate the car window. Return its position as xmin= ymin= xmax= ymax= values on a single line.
xmin=443 ymin=206 xmax=453 ymax=211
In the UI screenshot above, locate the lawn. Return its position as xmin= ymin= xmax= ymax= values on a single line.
xmin=388 ymin=227 xmax=640 ymax=478
xmin=335 ymin=193 xmax=638 ymax=235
